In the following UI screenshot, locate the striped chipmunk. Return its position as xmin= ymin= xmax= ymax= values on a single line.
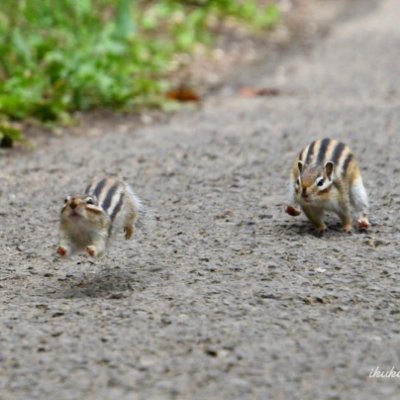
xmin=285 ymin=138 xmax=370 ymax=235
xmin=57 ymin=177 xmax=143 ymax=257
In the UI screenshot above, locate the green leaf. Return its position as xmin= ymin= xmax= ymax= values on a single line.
xmin=115 ymin=0 xmax=136 ymax=39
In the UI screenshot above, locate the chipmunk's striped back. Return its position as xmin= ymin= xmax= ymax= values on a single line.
xmin=297 ymin=138 xmax=355 ymax=179
xmin=85 ymin=177 xmax=126 ymax=221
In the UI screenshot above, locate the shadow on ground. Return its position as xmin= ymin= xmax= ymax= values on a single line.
xmin=45 ymin=265 xmax=147 ymax=299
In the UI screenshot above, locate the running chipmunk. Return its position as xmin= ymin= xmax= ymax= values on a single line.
xmin=285 ymin=138 xmax=370 ymax=235
xmin=57 ymin=177 xmax=143 ymax=257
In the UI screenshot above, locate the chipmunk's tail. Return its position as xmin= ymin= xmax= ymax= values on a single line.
xmin=124 ymin=182 xmax=156 ymax=230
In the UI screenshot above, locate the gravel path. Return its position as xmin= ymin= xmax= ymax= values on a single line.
xmin=1 ymin=1 xmax=400 ymax=399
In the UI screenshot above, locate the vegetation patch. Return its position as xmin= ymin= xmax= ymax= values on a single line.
xmin=0 ymin=0 xmax=280 ymax=146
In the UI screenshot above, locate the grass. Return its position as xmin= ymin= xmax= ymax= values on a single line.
xmin=0 ymin=0 xmax=280 ymax=146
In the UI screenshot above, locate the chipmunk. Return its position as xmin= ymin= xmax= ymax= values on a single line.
xmin=57 ymin=177 xmax=143 ymax=257
xmin=285 ymin=138 xmax=370 ymax=235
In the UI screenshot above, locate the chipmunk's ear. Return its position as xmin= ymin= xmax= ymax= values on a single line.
xmin=297 ymin=160 xmax=304 ymax=174
xmin=324 ymin=161 xmax=334 ymax=180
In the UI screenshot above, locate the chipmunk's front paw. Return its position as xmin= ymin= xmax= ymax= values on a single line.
xmin=316 ymin=226 xmax=327 ymax=237
xmin=343 ymin=224 xmax=353 ymax=234
xmin=86 ymin=245 xmax=97 ymax=257
xmin=357 ymin=217 xmax=370 ymax=230
xmin=285 ymin=205 xmax=301 ymax=217
xmin=57 ymin=246 xmax=68 ymax=257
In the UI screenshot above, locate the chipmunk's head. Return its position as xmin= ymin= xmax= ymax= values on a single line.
xmin=295 ymin=160 xmax=334 ymax=204
xmin=61 ymin=194 xmax=103 ymax=221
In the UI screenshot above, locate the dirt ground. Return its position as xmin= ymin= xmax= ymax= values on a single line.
xmin=1 ymin=0 xmax=400 ymax=399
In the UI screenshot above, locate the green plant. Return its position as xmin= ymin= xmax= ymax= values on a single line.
xmin=0 ymin=0 xmax=280 ymax=146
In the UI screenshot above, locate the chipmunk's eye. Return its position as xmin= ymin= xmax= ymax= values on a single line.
xmin=296 ymin=178 xmax=300 ymax=186
xmin=316 ymin=178 xmax=324 ymax=187
xmin=85 ymin=197 xmax=94 ymax=205
xmin=64 ymin=196 xmax=70 ymax=204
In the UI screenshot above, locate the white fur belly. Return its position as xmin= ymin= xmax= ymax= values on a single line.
xmin=66 ymin=218 xmax=99 ymax=248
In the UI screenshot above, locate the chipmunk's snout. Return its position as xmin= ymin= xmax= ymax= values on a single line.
xmin=69 ymin=199 xmax=78 ymax=209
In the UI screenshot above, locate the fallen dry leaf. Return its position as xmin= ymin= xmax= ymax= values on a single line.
xmin=240 ymin=87 xmax=281 ymax=98
xmin=167 ymin=86 xmax=201 ymax=102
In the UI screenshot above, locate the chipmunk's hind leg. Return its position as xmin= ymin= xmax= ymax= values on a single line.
xmin=123 ymin=205 xmax=139 ymax=239
xmin=123 ymin=202 xmax=138 ymax=240
xmin=350 ymin=178 xmax=370 ymax=229
xmin=123 ymin=184 xmax=141 ymax=240
xmin=124 ymin=221 xmax=134 ymax=240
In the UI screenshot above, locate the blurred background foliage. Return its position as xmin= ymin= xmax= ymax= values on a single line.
xmin=0 ymin=0 xmax=280 ymax=146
